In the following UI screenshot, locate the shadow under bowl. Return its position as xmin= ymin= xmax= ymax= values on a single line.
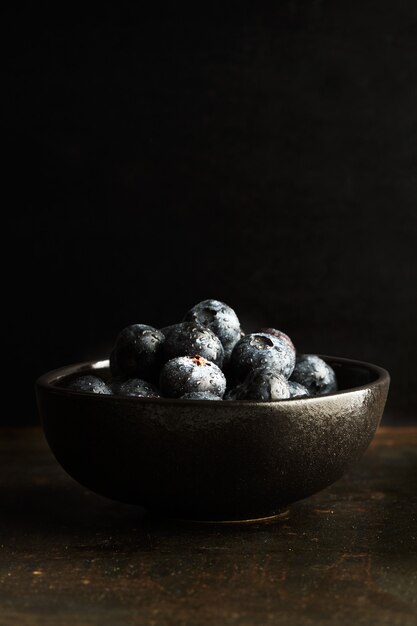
xmin=36 ymin=355 xmax=389 ymax=522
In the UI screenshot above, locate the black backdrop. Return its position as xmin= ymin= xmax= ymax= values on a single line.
xmin=4 ymin=3 xmax=417 ymax=424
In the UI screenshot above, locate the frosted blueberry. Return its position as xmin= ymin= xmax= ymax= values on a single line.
xmin=67 ymin=375 xmax=112 ymax=395
xmin=184 ymin=299 xmax=242 ymax=363
xmin=225 ymin=367 xmax=290 ymax=401
xmin=230 ymin=332 xmax=295 ymax=381
xmin=111 ymin=378 xmax=161 ymax=398
xmin=290 ymin=354 xmax=337 ymax=396
xmin=162 ymin=322 xmax=224 ymax=368
xmin=159 ymin=355 xmax=226 ymax=398
xmin=112 ymin=324 xmax=165 ymax=383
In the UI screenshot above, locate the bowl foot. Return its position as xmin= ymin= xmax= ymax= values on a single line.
xmin=151 ymin=509 xmax=291 ymax=526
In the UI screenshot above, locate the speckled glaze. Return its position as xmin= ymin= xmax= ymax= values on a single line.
xmin=36 ymin=356 xmax=389 ymax=521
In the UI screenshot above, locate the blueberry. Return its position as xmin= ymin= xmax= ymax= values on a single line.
xmin=290 ymin=354 xmax=337 ymax=396
xmin=230 ymin=332 xmax=295 ymax=381
xmin=180 ymin=391 xmax=222 ymax=401
xmin=288 ymin=381 xmax=310 ymax=398
xmin=111 ymin=378 xmax=161 ymax=398
xmin=67 ymin=375 xmax=112 ymax=395
xmin=162 ymin=322 xmax=224 ymax=368
xmin=225 ymin=367 xmax=290 ymax=401
xmin=184 ymin=299 xmax=242 ymax=362
xmin=258 ymin=327 xmax=295 ymax=351
xmin=159 ymin=355 xmax=226 ymax=399
xmin=112 ymin=324 xmax=165 ymax=382
xmin=159 ymin=324 xmax=177 ymax=338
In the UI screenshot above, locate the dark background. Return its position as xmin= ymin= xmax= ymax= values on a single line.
xmin=4 ymin=3 xmax=417 ymax=425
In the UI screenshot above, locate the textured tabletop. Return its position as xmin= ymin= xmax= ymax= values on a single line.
xmin=0 ymin=427 xmax=416 ymax=626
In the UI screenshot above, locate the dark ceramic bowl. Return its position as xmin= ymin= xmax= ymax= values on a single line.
xmin=36 ymin=356 xmax=389 ymax=522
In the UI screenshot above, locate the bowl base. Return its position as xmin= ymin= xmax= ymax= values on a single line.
xmin=161 ymin=509 xmax=290 ymax=526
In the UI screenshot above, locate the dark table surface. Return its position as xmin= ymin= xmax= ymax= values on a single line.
xmin=0 ymin=427 xmax=416 ymax=626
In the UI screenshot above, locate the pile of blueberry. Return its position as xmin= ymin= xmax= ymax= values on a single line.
xmin=67 ymin=299 xmax=338 ymax=401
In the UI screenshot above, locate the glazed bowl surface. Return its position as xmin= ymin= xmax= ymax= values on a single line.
xmin=36 ymin=356 xmax=390 ymax=521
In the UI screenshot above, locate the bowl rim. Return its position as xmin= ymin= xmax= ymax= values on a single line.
xmin=36 ymin=355 xmax=390 ymax=407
